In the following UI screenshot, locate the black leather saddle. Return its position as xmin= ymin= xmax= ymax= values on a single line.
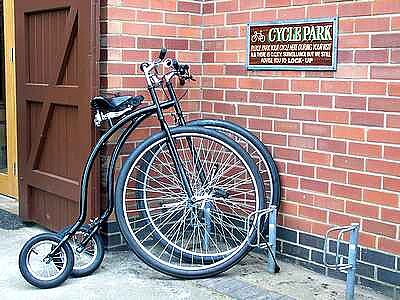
xmin=91 ymin=95 xmax=144 ymax=112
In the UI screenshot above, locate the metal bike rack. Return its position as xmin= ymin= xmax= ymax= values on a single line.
xmin=246 ymin=205 xmax=279 ymax=273
xmin=323 ymin=223 xmax=360 ymax=300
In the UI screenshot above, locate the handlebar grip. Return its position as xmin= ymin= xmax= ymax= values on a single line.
xmin=159 ymin=48 xmax=167 ymax=60
xmin=172 ymin=59 xmax=179 ymax=70
xmin=140 ymin=62 xmax=149 ymax=72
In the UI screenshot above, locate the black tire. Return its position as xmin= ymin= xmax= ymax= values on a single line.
xmin=135 ymin=119 xmax=281 ymax=264
xmin=19 ymin=233 xmax=74 ymax=289
xmin=59 ymin=225 xmax=105 ymax=277
xmin=115 ymin=126 xmax=265 ymax=279
xmin=188 ymin=119 xmax=281 ymax=210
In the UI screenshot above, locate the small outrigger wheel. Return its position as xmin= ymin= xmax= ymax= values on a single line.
xmin=19 ymin=233 xmax=74 ymax=289
xmin=59 ymin=224 xmax=105 ymax=277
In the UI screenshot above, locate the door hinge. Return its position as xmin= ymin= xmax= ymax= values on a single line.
xmin=12 ymin=162 xmax=17 ymax=176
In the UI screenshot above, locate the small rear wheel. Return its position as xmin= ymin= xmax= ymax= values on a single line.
xmin=59 ymin=225 xmax=105 ymax=277
xmin=19 ymin=233 xmax=74 ymax=289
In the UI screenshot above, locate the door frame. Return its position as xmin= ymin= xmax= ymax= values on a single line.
xmin=0 ymin=0 xmax=18 ymax=198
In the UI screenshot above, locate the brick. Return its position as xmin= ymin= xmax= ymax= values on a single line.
xmin=280 ymin=175 xmax=298 ymax=189
xmin=249 ymin=92 xmax=274 ymax=104
xmin=275 ymin=121 xmax=300 ymax=134
xmin=351 ymin=112 xmax=384 ymax=127
xmin=369 ymin=97 xmax=400 ymax=113
xmin=317 ymin=167 xmax=346 ymax=183
xmin=346 ymin=201 xmax=379 ymax=218
xmin=321 ymin=81 xmax=351 ymax=94
xmin=314 ymin=195 xmax=345 ymax=212
xmin=392 ymin=49 xmax=400 ymax=63
xmin=387 ymin=115 xmax=400 ymax=129
xmin=274 ymin=147 xmax=300 ymax=162
xmin=248 ymin=119 xmax=272 ymax=131
xmin=332 ymin=183 xmax=362 ymax=200
xmin=215 ymin=78 xmax=236 ymax=89
xmin=251 ymin=10 xmax=276 ymax=22
xmin=225 ymin=64 xmax=248 ymax=76
xmin=329 ymin=212 xmax=360 ymax=227
xmin=363 ymin=220 xmax=396 ymax=239
xmin=306 ymin=4 xmax=336 ymax=18
xmin=373 ymin=0 xmax=400 ymax=14
xmin=378 ymin=238 xmax=400 ymax=256
xmin=216 ymin=27 xmax=239 ymax=38
xmin=354 ymin=50 xmax=389 ymax=63
xmin=227 ymin=12 xmax=250 ymax=25
xmin=339 ymin=19 xmax=354 ymax=33
xmin=384 ymin=146 xmax=400 ymax=162
xmin=284 ymin=215 xmax=312 ymax=232
xmin=278 ymin=7 xmax=305 ymax=19
xmin=372 ymin=33 xmax=400 ymax=48
xmin=289 ymin=136 xmax=315 ymax=150
xmin=388 ymin=83 xmax=400 ymax=97
xmin=266 ymin=0 xmax=291 ymax=8
xmin=275 ymin=94 xmax=301 ymax=106
xmin=333 ymin=125 xmax=364 ymax=141
xmin=288 ymin=163 xmax=314 ymax=178
xmin=238 ymin=105 xmax=261 ymax=117
xmin=150 ymin=24 xmax=176 ymax=37
xmin=262 ymin=106 xmax=287 ymax=119
xmin=349 ymin=142 xmax=381 ymax=158
xmin=319 ymin=110 xmax=349 ymax=124
xmin=137 ymin=37 xmax=163 ymax=49
xmin=286 ymin=190 xmax=314 ymax=205
xmin=349 ymin=172 xmax=381 ymax=189
xmin=299 ymin=206 xmax=327 ymax=223
xmin=165 ymin=39 xmax=188 ymax=50
xmin=177 ymin=1 xmax=201 ymax=13
xmin=123 ymin=23 xmax=148 ymax=36
xmin=317 ymin=139 xmax=346 ymax=153
xmin=137 ymin=11 xmax=163 ymax=23
xmin=303 ymin=123 xmax=331 ymax=137
xmin=368 ymin=129 xmax=400 ymax=144
xmin=121 ymin=0 xmax=149 ymax=8
xmin=354 ymin=81 xmax=387 ymax=96
xmin=361 ymin=248 xmax=395 ymax=269
xmin=338 ymin=1 xmax=372 ymax=17
xmin=166 ymin=13 xmax=189 ymax=25
xmin=289 ymin=108 xmax=316 ymax=121
xmin=335 ymin=65 xmax=368 ymax=80
xmin=381 ymin=208 xmax=400 ymax=224
xmin=371 ymin=66 xmax=400 ymax=80
xmin=335 ymin=96 xmax=366 ymax=110
xmin=262 ymin=132 xmax=287 ymax=146
xmin=300 ymin=178 xmax=328 ymax=194
xmin=122 ymin=50 xmax=148 ymax=62
xmin=104 ymin=7 xmax=136 ymax=21
xmin=215 ymin=52 xmax=238 ymax=63
xmin=302 ymin=151 xmax=331 ymax=166
xmin=216 ymin=0 xmax=238 ymax=13
xmin=204 ymin=89 xmax=223 ymax=100
xmin=377 ymin=268 xmax=400 ymax=286
xmin=226 ymin=91 xmax=247 ymax=102
xmin=226 ymin=38 xmax=246 ymax=50
xmin=333 ymin=155 xmax=364 ymax=171
xmin=150 ymin=0 xmax=176 ymax=12
xmin=239 ymin=0 xmax=263 ymax=10
xmin=277 ymin=226 xmax=298 ymax=243
xmin=263 ymin=79 xmax=289 ymax=91
xmin=364 ymin=190 xmax=398 ymax=207
xmin=355 ymin=17 xmax=390 ymax=32
xmin=239 ymin=78 xmax=262 ymax=90
xmin=213 ymin=102 xmax=235 ymax=114
xmin=339 ymin=35 xmax=369 ymax=49
xmin=291 ymin=80 xmax=319 ymax=93
xmin=304 ymin=94 xmax=332 ymax=108
xmin=202 ymin=2 xmax=214 ymax=14
xmin=367 ymin=159 xmax=400 ymax=177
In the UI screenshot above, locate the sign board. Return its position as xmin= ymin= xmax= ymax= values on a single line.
xmin=246 ymin=18 xmax=338 ymax=71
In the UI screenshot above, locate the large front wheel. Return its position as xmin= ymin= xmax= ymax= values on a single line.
xmin=115 ymin=126 xmax=265 ymax=279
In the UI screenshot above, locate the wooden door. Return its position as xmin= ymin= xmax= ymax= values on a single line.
xmin=15 ymin=0 xmax=99 ymax=230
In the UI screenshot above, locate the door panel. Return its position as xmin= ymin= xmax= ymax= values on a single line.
xmin=0 ymin=0 xmax=18 ymax=198
xmin=15 ymin=0 xmax=99 ymax=230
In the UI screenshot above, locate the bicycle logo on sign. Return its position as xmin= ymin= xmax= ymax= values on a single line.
xmin=251 ymin=30 xmax=266 ymax=43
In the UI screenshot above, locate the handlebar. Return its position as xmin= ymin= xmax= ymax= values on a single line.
xmin=140 ymin=48 xmax=194 ymax=86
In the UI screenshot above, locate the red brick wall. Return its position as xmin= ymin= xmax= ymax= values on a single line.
xmin=100 ymin=0 xmax=400 ymax=257
xmin=201 ymin=0 xmax=400 ymax=256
